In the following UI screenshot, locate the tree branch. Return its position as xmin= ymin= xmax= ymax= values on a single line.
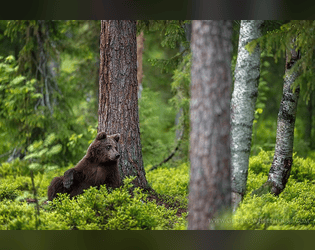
xmin=147 ymin=124 xmax=184 ymax=172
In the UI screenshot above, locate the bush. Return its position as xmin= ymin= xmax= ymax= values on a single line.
xmin=0 ymin=158 xmax=30 ymax=178
xmin=234 ymin=150 xmax=315 ymax=230
xmin=145 ymin=162 xmax=189 ymax=206
xmin=0 ymin=199 xmax=69 ymax=230
xmin=49 ymin=177 xmax=186 ymax=230
xmin=0 ymin=176 xmax=187 ymax=230
xmin=0 ymin=181 xmax=22 ymax=201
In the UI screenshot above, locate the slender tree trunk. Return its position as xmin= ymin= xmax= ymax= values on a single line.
xmin=253 ymin=43 xmax=300 ymax=196
xmin=231 ymin=20 xmax=263 ymax=211
xmin=98 ymin=20 xmax=148 ymax=188
xmin=188 ymin=20 xmax=232 ymax=230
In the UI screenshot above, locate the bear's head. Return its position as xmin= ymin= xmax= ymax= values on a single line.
xmin=86 ymin=132 xmax=120 ymax=163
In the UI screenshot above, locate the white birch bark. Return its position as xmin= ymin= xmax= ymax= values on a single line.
xmin=266 ymin=46 xmax=300 ymax=195
xmin=231 ymin=20 xmax=263 ymax=211
xmin=252 ymin=42 xmax=300 ymax=197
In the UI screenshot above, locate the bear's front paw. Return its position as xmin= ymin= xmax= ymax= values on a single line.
xmin=63 ymin=168 xmax=75 ymax=189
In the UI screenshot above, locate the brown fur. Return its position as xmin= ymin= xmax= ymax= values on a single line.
xmin=48 ymin=132 xmax=121 ymax=201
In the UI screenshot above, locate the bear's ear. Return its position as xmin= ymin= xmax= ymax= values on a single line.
xmin=86 ymin=143 xmax=97 ymax=159
xmin=86 ymin=145 xmax=94 ymax=159
xmin=96 ymin=132 xmax=107 ymax=140
xmin=112 ymin=133 xmax=120 ymax=143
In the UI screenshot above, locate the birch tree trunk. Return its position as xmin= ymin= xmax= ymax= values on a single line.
xmin=231 ymin=20 xmax=263 ymax=211
xmin=253 ymin=43 xmax=300 ymax=196
xmin=188 ymin=20 xmax=232 ymax=230
xmin=98 ymin=20 xmax=148 ymax=188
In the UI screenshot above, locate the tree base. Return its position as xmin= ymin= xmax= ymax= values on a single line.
xmin=232 ymin=192 xmax=242 ymax=213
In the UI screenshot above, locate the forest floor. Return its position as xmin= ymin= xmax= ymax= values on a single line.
xmin=143 ymin=188 xmax=187 ymax=217
xmin=25 ymin=187 xmax=187 ymax=218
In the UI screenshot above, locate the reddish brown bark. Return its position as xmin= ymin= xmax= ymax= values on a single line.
xmin=136 ymin=31 xmax=144 ymax=90
xmin=98 ymin=20 xmax=148 ymax=188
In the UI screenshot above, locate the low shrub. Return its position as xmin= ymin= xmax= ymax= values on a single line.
xmin=0 ymin=176 xmax=187 ymax=230
xmin=234 ymin=150 xmax=315 ymax=230
xmin=145 ymin=162 xmax=189 ymax=207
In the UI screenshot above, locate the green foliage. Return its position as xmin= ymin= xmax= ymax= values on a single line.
xmin=140 ymin=21 xmax=191 ymax=164
xmin=234 ymin=150 xmax=315 ymax=230
xmin=0 ymin=158 xmax=29 ymax=177
xmin=248 ymin=150 xmax=274 ymax=175
xmin=0 ymin=199 xmax=69 ymax=230
xmin=290 ymin=154 xmax=315 ymax=181
xmin=0 ymin=21 xmax=100 ymax=167
xmin=139 ymin=88 xmax=177 ymax=165
xmin=247 ymin=20 xmax=315 ymax=102
xmin=169 ymin=51 xmax=191 ymax=151
xmin=251 ymin=55 xmax=278 ymax=155
xmin=5 ymin=20 xmax=64 ymax=75
xmin=0 ymin=56 xmax=45 ymax=147
xmin=145 ymin=162 xmax=189 ymax=206
xmin=0 ymin=181 xmax=22 ymax=201
xmin=138 ymin=20 xmax=188 ymax=49
xmin=0 ymin=177 xmax=187 ymax=230
xmin=251 ymin=119 xmax=277 ymax=154
xmin=141 ymin=29 xmax=179 ymax=102
xmin=24 ymin=133 xmax=62 ymax=172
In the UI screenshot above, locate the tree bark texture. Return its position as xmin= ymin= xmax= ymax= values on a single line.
xmin=136 ymin=31 xmax=144 ymax=100
xmin=98 ymin=20 xmax=148 ymax=188
xmin=231 ymin=20 xmax=263 ymax=211
xmin=188 ymin=20 xmax=232 ymax=230
xmin=265 ymin=46 xmax=300 ymax=195
xmin=137 ymin=31 xmax=144 ymax=86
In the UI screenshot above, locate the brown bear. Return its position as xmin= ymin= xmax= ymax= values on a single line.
xmin=48 ymin=132 xmax=121 ymax=201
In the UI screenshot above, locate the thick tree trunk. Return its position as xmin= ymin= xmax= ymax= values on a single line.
xmin=98 ymin=20 xmax=148 ymax=188
xmin=136 ymin=31 xmax=144 ymax=99
xmin=253 ymin=44 xmax=300 ymax=196
xmin=231 ymin=20 xmax=263 ymax=211
xmin=188 ymin=20 xmax=232 ymax=230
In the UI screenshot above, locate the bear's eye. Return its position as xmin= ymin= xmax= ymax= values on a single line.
xmin=106 ymin=145 xmax=111 ymax=150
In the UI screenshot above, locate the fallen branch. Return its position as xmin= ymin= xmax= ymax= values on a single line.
xmin=148 ymin=125 xmax=184 ymax=172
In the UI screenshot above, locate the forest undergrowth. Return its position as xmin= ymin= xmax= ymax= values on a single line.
xmin=1 ymin=146 xmax=315 ymax=230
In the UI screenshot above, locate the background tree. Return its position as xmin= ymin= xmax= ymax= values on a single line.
xmin=247 ymin=20 xmax=315 ymax=196
xmin=98 ymin=20 xmax=148 ymax=188
xmin=0 ymin=21 xmax=103 ymax=166
xmin=188 ymin=20 xmax=232 ymax=230
xmin=1 ymin=21 xmax=66 ymax=162
xmin=253 ymin=42 xmax=301 ymax=196
xmin=231 ymin=20 xmax=263 ymax=211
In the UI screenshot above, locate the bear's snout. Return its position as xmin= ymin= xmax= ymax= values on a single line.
xmin=115 ymin=153 xmax=120 ymax=159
